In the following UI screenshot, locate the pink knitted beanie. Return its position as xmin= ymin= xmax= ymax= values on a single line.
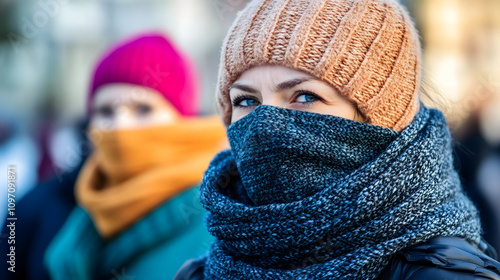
xmin=89 ymin=33 xmax=199 ymax=116
xmin=217 ymin=0 xmax=422 ymax=131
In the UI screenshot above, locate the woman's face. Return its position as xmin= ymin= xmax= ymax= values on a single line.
xmin=229 ymin=65 xmax=364 ymax=124
xmin=90 ymin=83 xmax=179 ymax=131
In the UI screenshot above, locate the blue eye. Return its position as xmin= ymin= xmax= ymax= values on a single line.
xmin=233 ymin=97 xmax=260 ymax=107
xmin=296 ymin=93 xmax=319 ymax=103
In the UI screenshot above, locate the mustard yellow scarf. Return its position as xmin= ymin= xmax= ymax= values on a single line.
xmin=75 ymin=116 xmax=227 ymax=239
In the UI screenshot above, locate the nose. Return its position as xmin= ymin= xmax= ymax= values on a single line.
xmin=111 ymin=106 xmax=136 ymax=130
xmin=96 ymin=105 xmax=135 ymax=131
xmin=259 ymin=90 xmax=286 ymax=109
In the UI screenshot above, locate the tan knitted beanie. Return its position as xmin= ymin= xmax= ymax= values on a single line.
xmin=217 ymin=0 xmax=422 ymax=131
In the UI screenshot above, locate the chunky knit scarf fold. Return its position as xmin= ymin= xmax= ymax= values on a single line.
xmin=199 ymin=105 xmax=482 ymax=280
xmin=76 ymin=116 xmax=227 ymax=239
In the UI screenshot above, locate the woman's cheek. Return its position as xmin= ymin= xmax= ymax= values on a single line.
xmin=231 ymin=109 xmax=250 ymax=124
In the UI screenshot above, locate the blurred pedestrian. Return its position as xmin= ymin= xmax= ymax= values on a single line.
xmin=1 ymin=33 xmax=227 ymax=280
xmin=455 ymin=93 xmax=500 ymax=255
xmin=175 ymin=0 xmax=500 ymax=279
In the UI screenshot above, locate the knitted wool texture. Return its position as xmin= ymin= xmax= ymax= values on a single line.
xmin=199 ymin=105 xmax=482 ymax=279
xmin=89 ymin=33 xmax=199 ymax=116
xmin=217 ymin=0 xmax=421 ymax=131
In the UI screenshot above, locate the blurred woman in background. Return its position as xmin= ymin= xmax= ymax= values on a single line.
xmin=37 ymin=33 xmax=226 ymax=280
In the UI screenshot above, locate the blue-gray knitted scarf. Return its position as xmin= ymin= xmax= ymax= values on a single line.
xmin=199 ymin=105 xmax=481 ymax=280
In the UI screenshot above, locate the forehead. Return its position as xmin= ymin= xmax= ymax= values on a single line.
xmin=93 ymin=83 xmax=163 ymax=106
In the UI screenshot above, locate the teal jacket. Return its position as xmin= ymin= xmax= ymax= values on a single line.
xmin=45 ymin=187 xmax=213 ymax=280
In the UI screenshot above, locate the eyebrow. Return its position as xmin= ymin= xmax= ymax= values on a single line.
xmin=228 ymin=83 xmax=259 ymax=94
xmin=275 ymin=78 xmax=311 ymax=91
xmin=229 ymin=78 xmax=312 ymax=94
